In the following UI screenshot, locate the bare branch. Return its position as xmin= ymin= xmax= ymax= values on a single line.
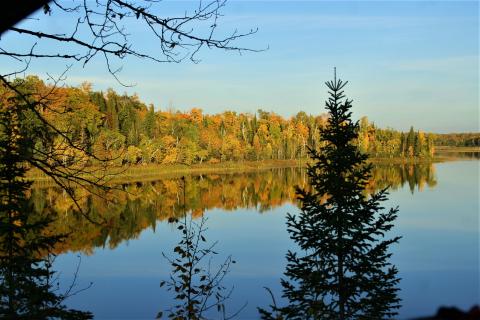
xmin=2 ymin=0 xmax=262 ymax=83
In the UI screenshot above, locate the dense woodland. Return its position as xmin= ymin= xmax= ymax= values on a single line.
xmin=433 ymin=133 xmax=480 ymax=147
xmin=12 ymin=76 xmax=443 ymax=168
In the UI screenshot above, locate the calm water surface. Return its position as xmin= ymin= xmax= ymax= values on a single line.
xmin=47 ymin=160 xmax=479 ymax=319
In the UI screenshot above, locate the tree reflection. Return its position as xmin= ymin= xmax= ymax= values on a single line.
xmin=158 ymin=215 xmax=240 ymax=320
xmin=368 ymin=163 xmax=437 ymax=194
xmin=0 ymin=105 xmax=91 ymax=318
xmin=158 ymin=177 xmax=244 ymax=320
xmin=27 ymin=163 xmax=437 ymax=255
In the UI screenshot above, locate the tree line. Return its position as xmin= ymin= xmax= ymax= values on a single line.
xmin=357 ymin=118 xmax=435 ymax=158
xmin=16 ymin=76 xmax=440 ymax=169
xmin=433 ymin=132 xmax=480 ymax=147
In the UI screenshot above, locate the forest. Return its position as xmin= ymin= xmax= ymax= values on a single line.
xmin=13 ymin=75 xmax=439 ymax=170
xmin=433 ymin=132 xmax=480 ymax=147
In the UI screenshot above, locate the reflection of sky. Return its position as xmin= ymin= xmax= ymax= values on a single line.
xmin=56 ymin=161 xmax=479 ymax=319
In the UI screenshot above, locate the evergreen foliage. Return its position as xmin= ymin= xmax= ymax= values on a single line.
xmin=0 ymin=95 xmax=92 ymax=319
xmin=433 ymin=132 xmax=480 ymax=147
xmin=260 ymin=74 xmax=401 ymax=319
xmin=356 ymin=120 xmax=434 ymax=158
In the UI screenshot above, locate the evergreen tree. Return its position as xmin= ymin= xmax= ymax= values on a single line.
xmin=251 ymin=115 xmax=258 ymax=143
xmin=105 ymin=90 xmax=119 ymax=131
xmin=260 ymin=73 xmax=401 ymax=319
xmin=399 ymin=133 xmax=405 ymax=157
xmin=414 ymin=131 xmax=422 ymax=157
xmin=0 ymin=102 xmax=92 ymax=319
xmin=143 ymin=105 xmax=156 ymax=139
xmin=89 ymin=91 xmax=107 ymax=113
xmin=406 ymin=126 xmax=415 ymax=157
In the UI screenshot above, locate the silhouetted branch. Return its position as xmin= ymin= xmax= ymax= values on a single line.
xmin=159 ymin=214 xmax=244 ymax=319
xmin=2 ymin=0 xmax=261 ymax=83
xmin=0 ymin=73 xmax=124 ymax=224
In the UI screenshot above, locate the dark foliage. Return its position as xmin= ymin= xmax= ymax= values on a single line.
xmin=412 ymin=305 xmax=480 ymax=320
xmin=158 ymin=216 xmax=239 ymax=320
xmin=1 ymin=0 xmax=260 ymax=85
xmin=260 ymin=73 xmax=401 ymax=319
xmin=433 ymin=133 xmax=480 ymax=147
xmin=158 ymin=178 xmax=243 ymax=320
xmin=0 ymin=99 xmax=92 ymax=318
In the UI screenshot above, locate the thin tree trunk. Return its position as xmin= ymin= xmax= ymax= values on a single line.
xmin=338 ymin=216 xmax=345 ymax=319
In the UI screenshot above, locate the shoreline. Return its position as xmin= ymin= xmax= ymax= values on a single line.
xmin=26 ymin=154 xmax=470 ymax=186
xmin=27 ymin=159 xmax=307 ymax=186
xmin=434 ymin=146 xmax=480 ymax=153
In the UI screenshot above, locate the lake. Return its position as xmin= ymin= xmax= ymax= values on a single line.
xmin=37 ymin=159 xmax=478 ymax=319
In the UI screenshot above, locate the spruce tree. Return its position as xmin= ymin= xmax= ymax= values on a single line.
xmin=143 ymin=105 xmax=156 ymax=139
xmin=399 ymin=133 xmax=405 ymax=157
xmin=406 ymin=126 xmax=415 ymax=157
xmin=0 ymin=97 xmax=92 ymax=319
xmin=260 ymin=72 xmax=401 ymax=319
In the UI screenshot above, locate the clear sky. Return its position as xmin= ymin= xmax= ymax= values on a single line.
xmin=2 ymin=1 xmax=478 ymax=133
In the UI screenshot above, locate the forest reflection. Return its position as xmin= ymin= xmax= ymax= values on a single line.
xmin=28 ymin=163 xmax=437 ymax=255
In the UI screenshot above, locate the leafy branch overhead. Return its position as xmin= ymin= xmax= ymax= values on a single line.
xmin=0 ymin=98 xmax=93 ymax=318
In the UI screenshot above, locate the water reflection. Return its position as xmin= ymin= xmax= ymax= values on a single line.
xmin=28 ymin=163 xmax=437 ymax=255
xmin=369 ymin=163 xmax=437 ymax=194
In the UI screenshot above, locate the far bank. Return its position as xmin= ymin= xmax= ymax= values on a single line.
xmin=26 ymin=151 xmax=479 ymax=186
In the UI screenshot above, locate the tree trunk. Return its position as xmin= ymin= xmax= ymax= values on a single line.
xmin=338 ymin=220 xmax=345 ymax=319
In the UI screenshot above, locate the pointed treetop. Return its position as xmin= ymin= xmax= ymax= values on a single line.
xmin=326 ymin=67 xmax=348 ymax=92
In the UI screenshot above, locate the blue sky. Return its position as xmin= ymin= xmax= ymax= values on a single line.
xmin=2 ymin=1 xmax=478 ymax=132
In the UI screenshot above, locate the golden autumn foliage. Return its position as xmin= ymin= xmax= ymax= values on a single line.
xmin=27 ymin=164 xmax=436 ymax=256
xmin=6 ymin=76 xmax=456 ymax=174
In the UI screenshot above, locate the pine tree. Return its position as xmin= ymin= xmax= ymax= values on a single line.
xmin=406 ymin=126 xmax=415 ymax=157
xmin=143 ymin=105 xmax=156 ymax=139
xmin=260 ymin=72 xmax=401 ymax=319
xmin=105 ymin=90 xmax=119 ymax=131
xmin=0 ymin=97 xmax=92 ymax=319
xmin=414 ymin=131 xmax=422 ymax=157
xmin=89 ymin=91 xmax=107 ymax=113
xmin=399 ymin=133 xmax=405 ymax=157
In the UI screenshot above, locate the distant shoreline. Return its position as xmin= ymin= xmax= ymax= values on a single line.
xmin=26 ymin=151 xmax=478 ymax=186
xmin=27 ymin=159 xmax=305 ymax=186
xmin=434 ymin=146 xmax=480 ymax=153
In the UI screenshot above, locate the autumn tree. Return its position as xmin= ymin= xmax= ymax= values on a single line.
xmin=260 ymin=73 xmax=401 ymax=319
xmin=0 ymin=0 xmax=262 ymax=191
xmin=4 ymin=76 xmax=435 ymax=167
xmin=0 ymin=92 xmax=92 ymax=318
xmin=0 ymin=2 xmax=261 ymax=317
